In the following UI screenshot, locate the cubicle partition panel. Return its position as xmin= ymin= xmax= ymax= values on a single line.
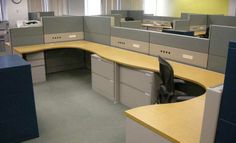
xmin=150 ymin=31 xmax=209 ymax=68
xmin=10 ymin=27 xmax=46 ymax=83
xmin=111 ymin=10 xmax=128 ymax=18
xmin=207 ymin=15 xmax=236 ymax=27
xmin=173 ymin=19 xmax=190 ymax=31
xmin=43 ymin=16 xmax=84 ymax=43
xmin=127 ymin=10 xmax=144 ymax=20
xmin=111 ymin=27 xmax=150 ymax=54
xmin=189 ymin=14 xmax=207 ymax=31
xmin=120 ymin=21 xmax=142 ymax=29
xmin=207 ymin=25 xmax=236 ymax=73
xmin=10 ymin=26 xmax=44 ymax=47
xmin=84 ymin=16 xmax=113 ymax=45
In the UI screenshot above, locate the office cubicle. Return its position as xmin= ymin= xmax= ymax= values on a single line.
xmin=150 ymin=31 xmax=209 ymax=68
xmin=207 ymin=25 xmax=236 ymax=73
xmin=42 ymin=16 xmax=84 ymax=43
xmin=111 ymin=26 xmax=149 ymax=54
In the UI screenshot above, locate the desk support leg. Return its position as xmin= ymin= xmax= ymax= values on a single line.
xmin=114 ymin=62 xmax=120 ymax=104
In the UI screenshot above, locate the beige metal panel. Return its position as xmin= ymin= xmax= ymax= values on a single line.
xmin=126 ymin=118 xmax=171 ymax=143
xmin=200 ymin=86 xmax=223 ymax=143
xmin=46 ymin=63 xmax=84 ymax=74
xmin=150 ymin=44 xmax=208 ymax=68
xmin=111 ymin=36 xmax=149 ymax=54
xmin=31 ymin=66 xmax=46 ymax=83
xmin=91 ymin=54 xmax=114 ymax=80
xmin=120 ymin=66 xmax=154 ymax=93
xmin=25 ymin=51 xmax=44 ymax=60
xmin=28 ymin=59 xmax=45 ymax=67
xmin=44 ymin=32 xmax=84 ymax=43
xmin=92 ymin=73 xmax=114 ymax=101
xmin=120 ymin=83 xmax=153 ymax=108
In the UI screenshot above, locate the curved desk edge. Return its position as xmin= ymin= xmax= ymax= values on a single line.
xmin=13 ymin=40 xmax=224 ymax=143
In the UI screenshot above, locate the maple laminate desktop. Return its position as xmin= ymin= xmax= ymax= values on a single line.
xmin=13 ymin=40 xmax=224 ymax=143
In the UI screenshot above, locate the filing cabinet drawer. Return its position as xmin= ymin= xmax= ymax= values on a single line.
xmin=120 ymin=83 xmax=153 ymax=108
xmin=92 ymin=73 xmax=114 ymax=101
xmin=25 ymin=52 xmax=44 ymax=61
xmin=120 ymin=66 xmax=155 ymax=92
xmin=31 ymin=66 xmax=46 ymax=83
xmin=28 ymin=59 xmax=45 ymax=67
xmin=91 ymin=54 xmax=114 ymax=80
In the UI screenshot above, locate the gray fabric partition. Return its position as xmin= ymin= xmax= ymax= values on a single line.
xmin=189 ymin=14 xmax=207 ymax=26
xmin=10 ymin=27 xmax=44 ymax=47
xmin=208 ymin=15 xmax=236 ymax=27
xmin=207 ymin=25 xmax=236 ymax=73
xmin=150 ymin=31 xmax=209 ymax=53
xmin=111 ymin=10 xmax=128 ymax=18
xmin=173 ymin=20 xmax=190 ymax=31
xmin=111 ymin=27 xmax=149 ymax=42
xmin=120 ymin=21 xmax=142 ymax=29
xmin=84 ymin=16 xmax=112 ymax=45
xmin=43 ymin=16 xmax=84 ymax=34
xmin=127 ymin=10 xmax=144 ymax=20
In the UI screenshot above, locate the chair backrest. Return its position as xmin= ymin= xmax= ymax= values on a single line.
xmin=158 ymin=56 xmax=175 ymax=94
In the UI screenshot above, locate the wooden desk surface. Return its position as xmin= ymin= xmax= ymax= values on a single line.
xmin=14 ymin=40 xmax=224 ymax=143
xmin=141 ymin=23 xmax=172 ymax=29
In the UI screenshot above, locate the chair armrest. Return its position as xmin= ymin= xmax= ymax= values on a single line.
xmin=174 ymin=78 xmax=185 ymax=84
xmin=176 ymin=96 xmax=195 ymax=102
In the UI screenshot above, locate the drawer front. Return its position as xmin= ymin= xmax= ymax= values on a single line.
xmin=92 ymin=73 xmax=114 ymax=101
xmin=91 ymin=54 xmax=114 ymax=80
xmin=120 ymin=66 xmax=154 ymax=92
xmin=31 ymin=66 xmax=46 ymax=83
xmin=111 ymin=36 xmax=149 ymax=54
xmin=26 ymin=52 xmax=44 ymax=61
xmin=28 ymin=59 xmax=45 ymax=67
xmin=120 ymin=83 xmax=152 ymax=108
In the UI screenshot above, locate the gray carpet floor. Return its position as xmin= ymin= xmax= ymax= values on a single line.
xmin=24 ymin=69 xmax=127 ymax=143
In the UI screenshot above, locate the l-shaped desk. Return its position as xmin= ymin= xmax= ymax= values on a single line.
xmin=13 ymin=40 xmax=224 ymax=143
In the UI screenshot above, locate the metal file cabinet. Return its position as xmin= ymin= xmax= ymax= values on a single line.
xmin=91 ymin=54 xmax=115 ymax=101
xmin=119 ymin=66 xmax=158 ymax=108
xmin=25 ymin=51 xmax=46 ymax=83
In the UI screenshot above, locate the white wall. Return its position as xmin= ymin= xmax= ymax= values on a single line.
xmin=229 ymin=0 xmax=236 ymax=16
xmin=6 ymin=0 xmax=28 ymax=27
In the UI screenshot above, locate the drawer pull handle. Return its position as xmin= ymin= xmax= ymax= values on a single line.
xmin=145 ymin=92 xmax=150 ymax=96
xmin=144 ymin=73 xmax=152 ymax=77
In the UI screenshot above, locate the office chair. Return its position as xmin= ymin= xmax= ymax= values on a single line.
xmin=158 ymin=56 xmax=195 ymax=103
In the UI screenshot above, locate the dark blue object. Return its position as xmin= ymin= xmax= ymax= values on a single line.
xmin=215 ymin=41 xmax=236 ymax=142
xmin=0 ymin=55 xmax=39 ymax=143
xmin=162 ymin=29 xmax=194 ymax=36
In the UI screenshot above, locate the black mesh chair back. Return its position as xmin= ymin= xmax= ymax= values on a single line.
xmin=158 ymin=56 xmax=175 ymax=93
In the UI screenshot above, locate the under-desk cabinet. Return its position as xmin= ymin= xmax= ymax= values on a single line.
xmin=24 ymin=51 xmax=46 ymax=83
xmin=91 ymin=54 xmax=115 ymax=101
xmin=119 ymin=66 xmax=158 ymax=108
